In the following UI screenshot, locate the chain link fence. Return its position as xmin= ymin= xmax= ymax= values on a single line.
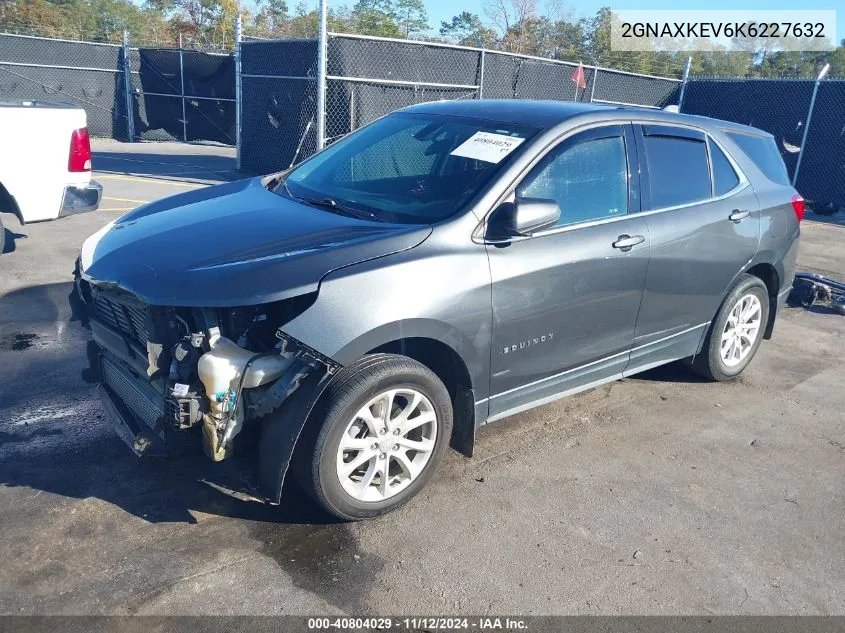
xmin=324 ymin=35 xmax=481 ymax=147
xmin=0 ymin=32 xmax=235 ymax=144
xmin=239 ymin=37 xmax=319 ymax=173
xmin=240 ymin=32 xmax=682 ymax=174
xmin=131 ymin=45 xmax=235 ymax=143
xmin=478 ymin=48 xmax=679 ymax=108
xmin=680 ymin=77 xmax=845 ymax=213
xmin=0 ymin=33 xmax=130 ymax=138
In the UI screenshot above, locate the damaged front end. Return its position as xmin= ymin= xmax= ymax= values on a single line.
xmin=74 ymin=267 xmax=338 ymax=500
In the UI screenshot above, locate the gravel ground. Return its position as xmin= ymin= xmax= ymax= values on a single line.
xmin=0 ymin=140 xmax=843 ymax=615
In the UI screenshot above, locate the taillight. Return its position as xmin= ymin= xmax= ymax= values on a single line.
xmin=68 ymin=127 xmax=92 ymax=172
xmin=791 ymin=194 xmax=805 ymax=222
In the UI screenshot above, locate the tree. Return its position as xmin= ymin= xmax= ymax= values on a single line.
xmin=253 ymin=0 xmax=289 ymax=35
xmin=351 ymin=0 xmax=401 ymax=37
xmin=687 ymin=51 xmax=744 ymax=76
xmin=439 ymin=11 xmax=495 ymax=47
xmin=393 ymin=0 xmax=426 ymax=37
xmin=548 ymin=18 xmax=586 ymax=61
xmin=483 ymin=0 xmax=536 ymax=53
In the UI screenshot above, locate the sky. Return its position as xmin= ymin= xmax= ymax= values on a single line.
xmin=418 ymin=0 xmax=843 ymax=44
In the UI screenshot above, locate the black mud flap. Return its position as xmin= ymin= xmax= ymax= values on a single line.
xmin=257 ymin=371 xmax=335 ymax=504
xmin=450 ymin=385 xmax=476 ymax=458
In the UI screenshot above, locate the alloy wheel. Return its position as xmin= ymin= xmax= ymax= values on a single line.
xmin=721 ymin=293 xmax=762 ymax=367
xmin=336 ymin=388 xmax=437 ymax=502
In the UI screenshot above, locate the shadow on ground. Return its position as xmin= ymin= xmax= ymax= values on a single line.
xmin=633 ymin=362 xmax=710 ymax=384
xmin=2 ymin=226 xmax=26 ymax=254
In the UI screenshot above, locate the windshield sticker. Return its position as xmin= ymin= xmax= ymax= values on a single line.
xmin=450 ymin=132 xmax=525 ymax=164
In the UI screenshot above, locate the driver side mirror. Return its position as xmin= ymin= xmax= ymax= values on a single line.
xmin=488 ymin=197 xmax=561 ymax=238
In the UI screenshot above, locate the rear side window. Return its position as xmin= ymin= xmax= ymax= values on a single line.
xmin=517 ymin=135 xmax=628 ymax=228
xmin=725 ymin=131 xmax=790 ymax=186
xmin=709 ymin=140 xmax=740 ymax=196
xmin=643 ymin=135 xmax=711 ymax=208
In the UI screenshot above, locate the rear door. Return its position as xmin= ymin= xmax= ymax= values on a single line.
xmin=487 ymin=124 xmax=650 ymax=420
xmin=628 ymin=124 xmax=761 ymax=370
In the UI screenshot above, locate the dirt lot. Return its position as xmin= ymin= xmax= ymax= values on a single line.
xmin=0 ymin=140 xmax=843 ymax=615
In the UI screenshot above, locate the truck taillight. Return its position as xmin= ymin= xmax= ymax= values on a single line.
xmin=791 ymin=194 xmax=805 ymax=222
xmin=69 ymin=127 xmax=92 ymax=172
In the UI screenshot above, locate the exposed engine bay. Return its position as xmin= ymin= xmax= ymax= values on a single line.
xmin=73 ymin=265 xmax=339 ymax=469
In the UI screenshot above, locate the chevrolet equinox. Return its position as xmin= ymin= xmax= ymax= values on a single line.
xmin=74 ymin=101 xmax=801 ymax=520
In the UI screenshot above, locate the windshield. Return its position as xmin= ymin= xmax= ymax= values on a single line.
xmin=278 ymin=112 xmax=538 ymax=224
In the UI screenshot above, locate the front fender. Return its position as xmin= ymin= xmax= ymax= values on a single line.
xmin=281 ymin=238 xmax=493 ymax=401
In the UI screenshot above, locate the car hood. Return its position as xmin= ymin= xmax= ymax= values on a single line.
xmin=80 ymin=177 xmax=432 ymax=307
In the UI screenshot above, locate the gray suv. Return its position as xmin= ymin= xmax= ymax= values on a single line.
xmin=75 ymin=101 xmax=801 ymax=520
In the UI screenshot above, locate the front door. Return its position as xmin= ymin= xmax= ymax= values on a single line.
xmin=486 ymin=124 xmax=649 ymax=420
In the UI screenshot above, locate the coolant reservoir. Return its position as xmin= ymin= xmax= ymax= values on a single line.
xmin=197 ymin=335 xmax=294 ymax=401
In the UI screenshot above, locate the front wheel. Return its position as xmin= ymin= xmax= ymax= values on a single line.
xmin=297 ymin=354 xmax=453 ymax=521
xmin=690 ymin=274 xmax=769 ymax=381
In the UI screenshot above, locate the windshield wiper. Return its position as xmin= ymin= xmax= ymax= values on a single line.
xmin=276 ymin=177 xmax=378 ymax=221
xmin=298 ymin=195 xmax=378 ymax=221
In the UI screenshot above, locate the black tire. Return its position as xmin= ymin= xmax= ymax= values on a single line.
xmin=690 ymin=274 xmax=769 ymax=382
xmin=0 ymin=215 xmax=5 ymax=254
xmin=297 ymin=353 xmax=453 ymax=521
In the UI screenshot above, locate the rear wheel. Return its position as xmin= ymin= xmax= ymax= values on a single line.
xmin=690 ymin=274 xmax=769 ymax=381
xmin=297 ymin=354 xmax=452 ymax=521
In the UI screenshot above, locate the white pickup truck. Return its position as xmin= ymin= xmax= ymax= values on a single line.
xmin=0 ymin=101 xmax=102 ymax=251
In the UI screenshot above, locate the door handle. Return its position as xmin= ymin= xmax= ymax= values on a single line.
xmin=612 ymin=234 xmax=645 ymax=251
xmin=729 ymin=209 xmax=750 ymax=222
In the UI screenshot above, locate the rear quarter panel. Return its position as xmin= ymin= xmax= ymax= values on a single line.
xmin=750 ymin=183 xmax=800 ymax=296
xmin=716 ymin=129 xmax=801 ymax=297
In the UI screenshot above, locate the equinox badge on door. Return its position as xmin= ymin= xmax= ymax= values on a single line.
xmin=503 ymin=333 xmax=554 ymax=355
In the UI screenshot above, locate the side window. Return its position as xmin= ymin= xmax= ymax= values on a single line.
xmin=517 ymin=134 xmax=628 ymax=228
xmin=643 ymin=134 xmax=710 ymax=208
xmin=709 ymin=139 xmax=740 ymax=196
xmin=725 ymin=131 xmax=790 ymax=186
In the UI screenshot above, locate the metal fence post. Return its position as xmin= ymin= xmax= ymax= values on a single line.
xmin=793 ymin=63 xmax=830 ymax=188
xmin=316 ymin=0 xmax=328 ymax=151
xmin=477 ymin=49 xmax=485 ymax=99
xmin=121 ymin=30 xmax=135 ymax=142
xmin=178 ymin=32 xmax=187 ymax=142
xmin=677 ymin=56 xmax=692 ymax=111
xmin=349 ymin=85 xmax=356 ymax=131
xmin=589 ymin=67 xmax=598 ymax=102
xmin=234 ymin=15 xmax=242 ymax=169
